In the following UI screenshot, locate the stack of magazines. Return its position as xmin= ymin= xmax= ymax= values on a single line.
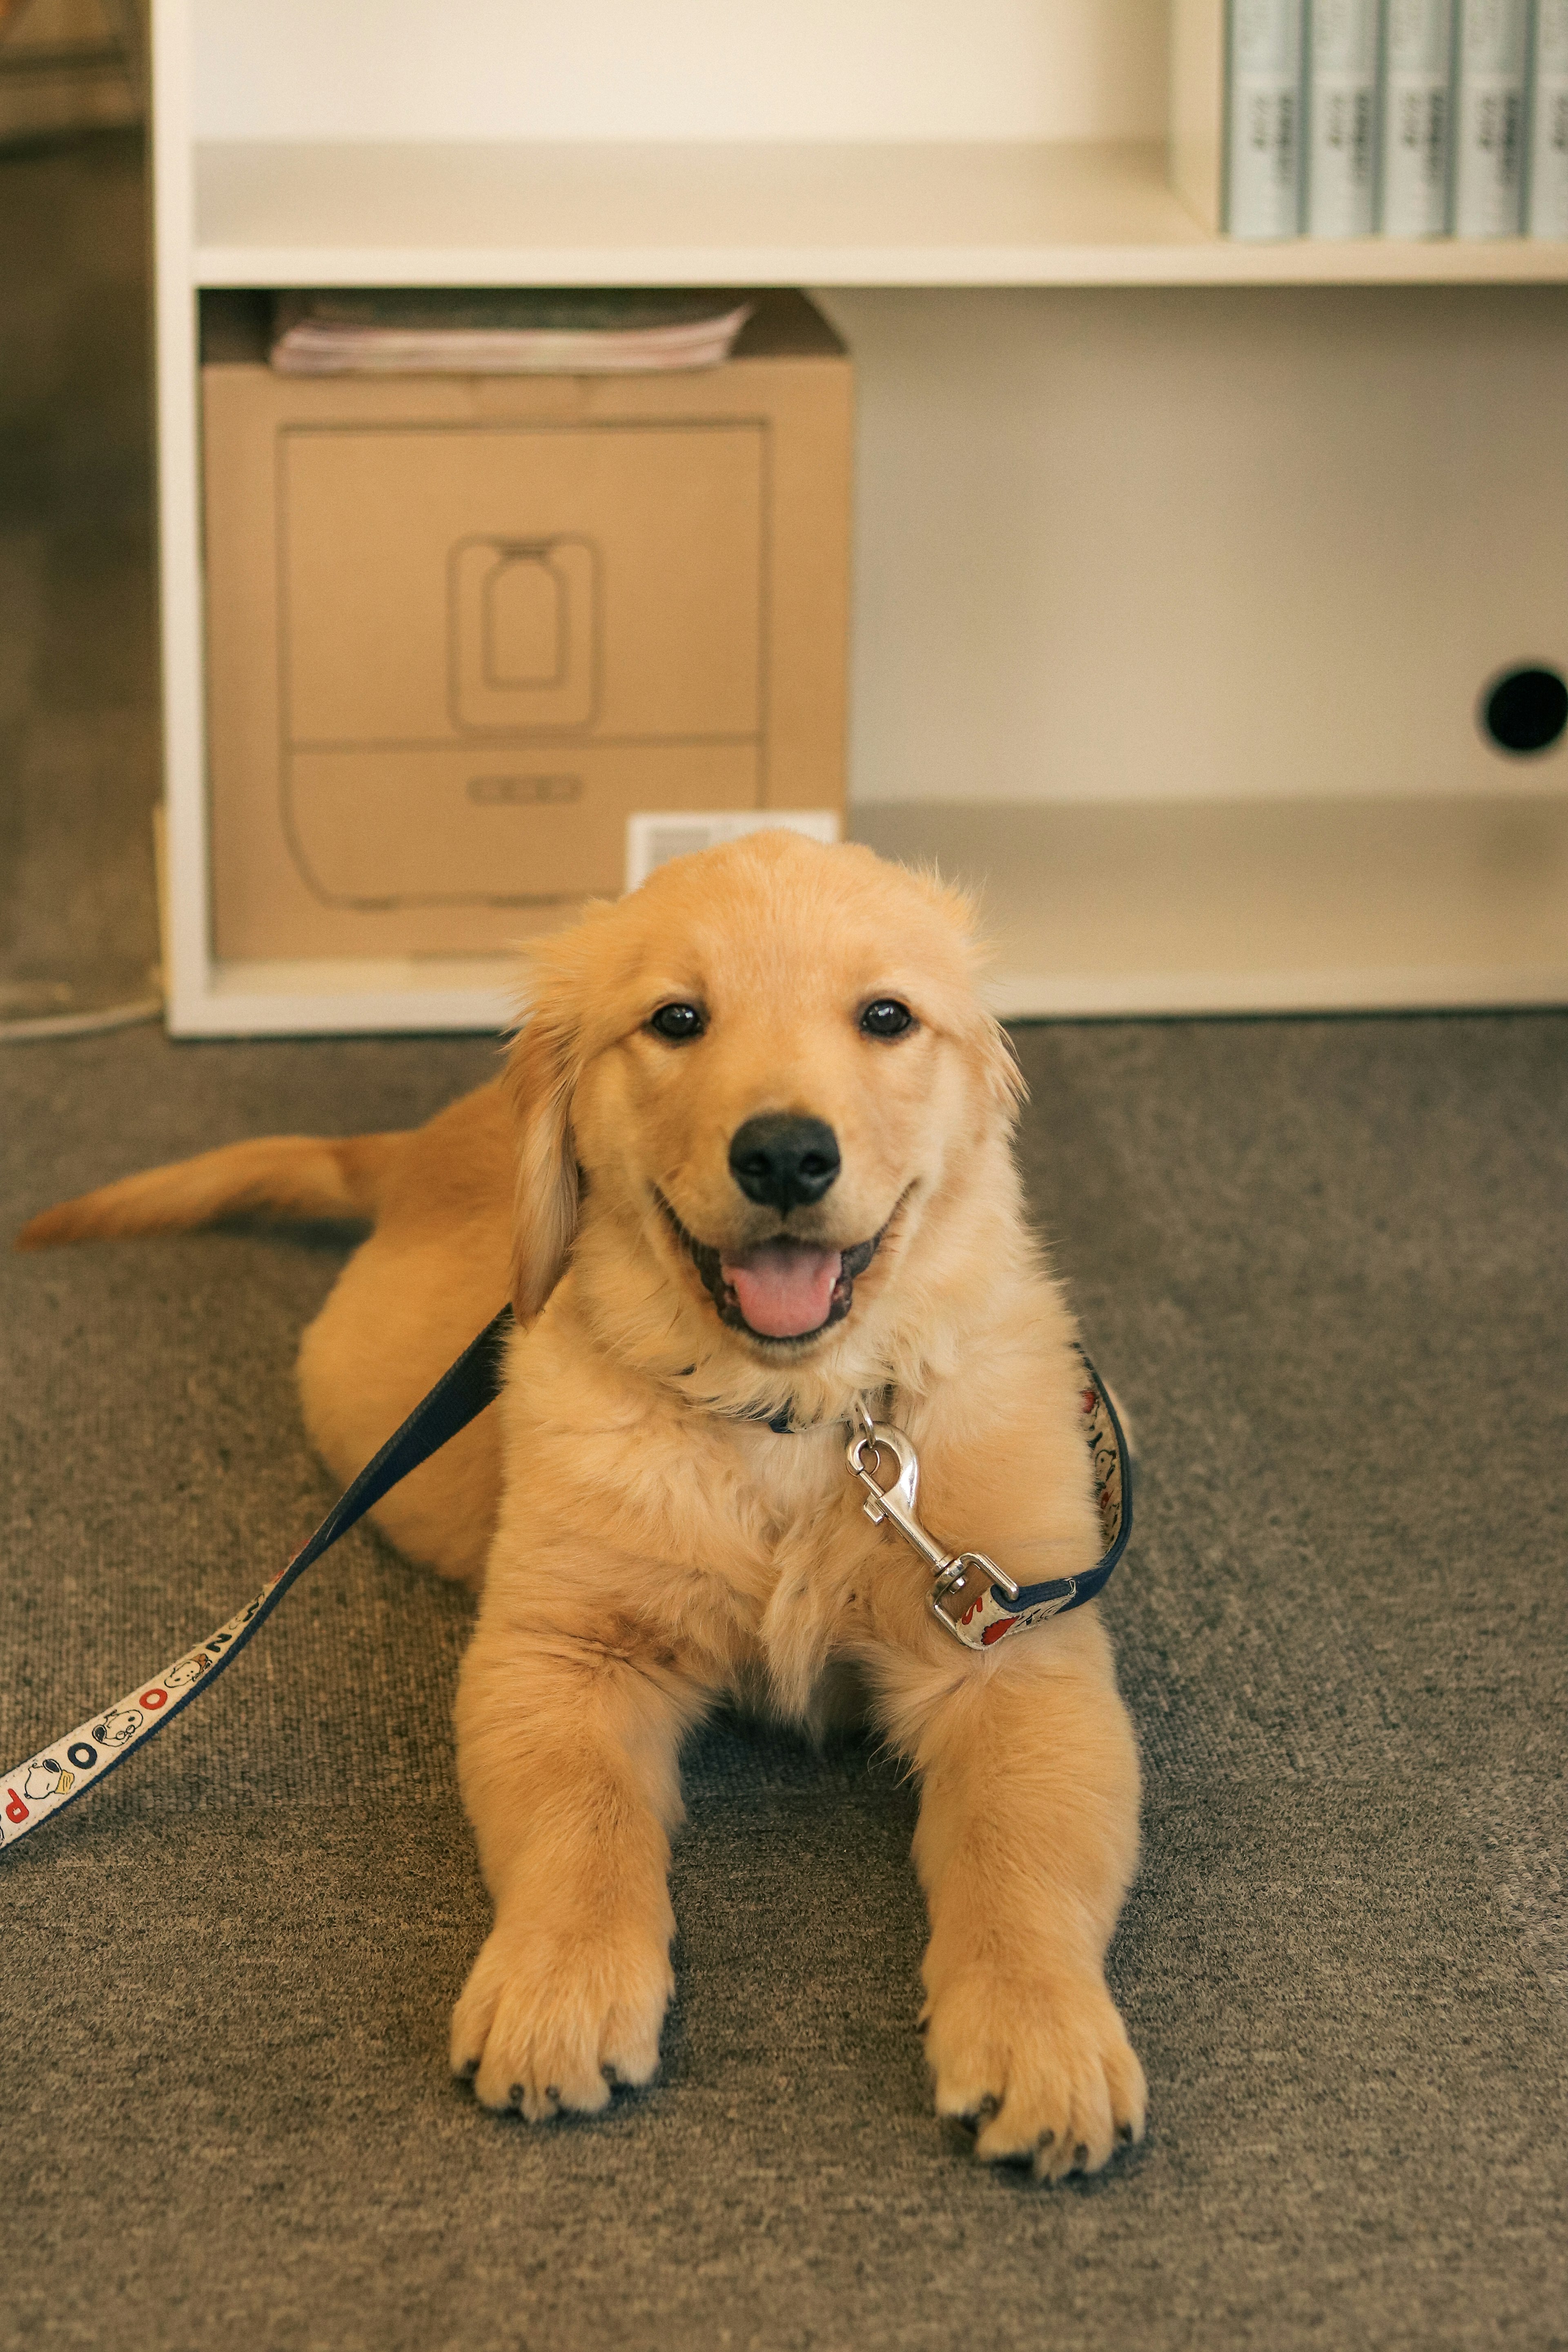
xmin=1224 ymin=0 xmax=1568 ymax=239
xmin=270 ymin=289 xmax=755 ymax=375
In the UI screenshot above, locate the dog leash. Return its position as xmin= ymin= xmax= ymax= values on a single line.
xmin=0 ymin=1315 xmax=1130 ymax=1855
xmin=0 ymin=1309 xmax=512 ymax=1856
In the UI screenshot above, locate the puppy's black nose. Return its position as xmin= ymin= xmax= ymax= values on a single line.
xmin=728 ymin=1114 xmax=841 ymax=1212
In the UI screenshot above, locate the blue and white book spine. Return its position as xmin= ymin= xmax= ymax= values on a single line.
xmin=1225 ymin=0 xmax=1305 ymax=237
xmin=1305 ymin=0 xmax=1379 ymax=234
xmin=1379 ymin=0 xmax=1454 ymax=234
xmin=1450 ymin=0 xmax=1528 ymax=236
xmin=1527 ymin=0 xmax=1568 ymax=234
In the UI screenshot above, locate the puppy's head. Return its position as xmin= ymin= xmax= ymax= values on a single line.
xmin=505 ymin=832 xmax=1023 ymax=1406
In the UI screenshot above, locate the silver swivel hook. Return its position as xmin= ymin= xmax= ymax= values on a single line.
xmin=845 ymin=1402 xmax=1018 ymax=1640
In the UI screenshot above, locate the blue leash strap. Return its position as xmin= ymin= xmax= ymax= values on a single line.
xmin=0 ymin=1307 xmax=512 ymax=1857
xmin=1006 ymin=1353 xmax=1134 ymax=1609
xmin=926 ymin=1353 xmax=1133 ymax=1650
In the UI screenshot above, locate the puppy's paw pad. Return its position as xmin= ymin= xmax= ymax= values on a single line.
xmin=450 ymin=1925 xmax=673 ymax=2121
xmin=924 ymin=1966 xmax=1145 ymax=2181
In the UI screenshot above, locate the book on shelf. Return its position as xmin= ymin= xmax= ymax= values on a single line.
xmin=1169 ymin=0 xmax=1568 ymax=241
xmin=269 ymin=290 xmax=755 ymax=377
xmin=1528 ymin=0 xmax=1568 ymax=234
xmin=1225 ymin=0 xmax=1305 ymax=237
xmin=1379 ymin=0 xmax=1453 ymax=235
xmin=1305 ymin=0 xmax=1378 ymax=235
xmin=1450 ymin=0 xmax=1528 ymax=236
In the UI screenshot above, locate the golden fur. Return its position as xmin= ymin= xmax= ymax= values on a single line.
xmin=18 ymin=832 xmax=1145 ymax=2179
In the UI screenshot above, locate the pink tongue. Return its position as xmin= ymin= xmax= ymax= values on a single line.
xmin=722 ymin=1242 xmax=842 ymax=1339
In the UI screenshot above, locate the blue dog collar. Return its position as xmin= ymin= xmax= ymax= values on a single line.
xmin=846 ymin=1354 xmax=1132 ymax=1652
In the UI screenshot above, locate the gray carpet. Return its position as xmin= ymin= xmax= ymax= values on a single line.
xmin=2 ymin=1011 xmax=1565 ymax=2352
xmin=3 ymin=118 xmax=1565 ymax=2352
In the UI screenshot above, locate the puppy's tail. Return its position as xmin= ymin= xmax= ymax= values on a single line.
xmin=15 ymin=1131 xmax=400 ymax=1252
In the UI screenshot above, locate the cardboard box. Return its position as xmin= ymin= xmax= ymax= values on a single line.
xmin=200 ymin=292 xmax=851 ymax=962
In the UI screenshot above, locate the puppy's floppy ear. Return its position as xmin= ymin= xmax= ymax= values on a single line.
xmin=909 ymin=865 xmax=1026 ymax=1123
xmin=977 ymin=1012 xmax=1028 ymax=1121
xmin=503 ymin=976 xmax=583 ymax=1325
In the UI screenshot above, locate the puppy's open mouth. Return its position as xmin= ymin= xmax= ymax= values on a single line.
xmin=655 ymin=1193 xmax=886 ymax=1345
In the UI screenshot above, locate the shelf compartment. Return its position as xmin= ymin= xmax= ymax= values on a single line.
xmin=852 ymin=794 xmax=1568 ymax=1018
xmin=169 ymin=794 xmax=1568 ymax=1033
xmin=193 ymin=139 xmax=1568 ymax=289
xmin=177 ymin=957 xmax=518 ymax=1038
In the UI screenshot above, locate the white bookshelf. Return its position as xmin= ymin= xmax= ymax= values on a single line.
xmin=193 ymin=138 xmax=1568 ymax=291
xmin=152 ymin=0 xmax=1568 ymax=1034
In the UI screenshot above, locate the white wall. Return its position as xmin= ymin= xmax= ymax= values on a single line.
xmin=190 ymin=0 xmax=1168 ymax=144
xmin=818 ymin=283 xmax=1568 ymax=805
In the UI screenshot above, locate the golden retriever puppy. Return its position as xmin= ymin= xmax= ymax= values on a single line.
xmin=19 ymin=832 xmax=1145 ymax=2180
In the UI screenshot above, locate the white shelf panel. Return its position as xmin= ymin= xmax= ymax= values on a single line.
xmin=174 ymin=958 xmax=518 ymax=1038
xmin=192 ymin=140 xmax=1568 ymax=288
xmin=853 ymin=795 xmax=1568 ymax=1019
xmin=168 ymin=796 xmax=1568 ymax=1033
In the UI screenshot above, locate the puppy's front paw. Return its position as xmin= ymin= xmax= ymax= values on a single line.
xmin=922 ymin=1966 xmax=1146 ymax=2182
xmin=451 ymin=1924 xmax=673 ymax=2119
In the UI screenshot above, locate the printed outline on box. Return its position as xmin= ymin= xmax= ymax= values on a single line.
xmin=448 ymin=532 xmax=599 ymax=735
xmin=272 ymin=418 xmax=772 ymax=913
xmin=465 ymin=775 xmax=584 ymax=809
xmin=479 ymin=543 xmax=572 ymax=695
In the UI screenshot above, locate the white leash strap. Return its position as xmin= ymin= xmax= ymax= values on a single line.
xmin=4 ymin=1579 xmax=288 ymax=1847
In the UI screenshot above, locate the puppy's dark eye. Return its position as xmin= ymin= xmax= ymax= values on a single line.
xmin=648 ymin=1002 xmax=706 ymax=1042
xmin=860 ymin=999 xmax=915 ymax=1039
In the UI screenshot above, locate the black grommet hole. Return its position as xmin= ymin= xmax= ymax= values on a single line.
xmin=1481 ymin=666 xmax=1568 ymax=756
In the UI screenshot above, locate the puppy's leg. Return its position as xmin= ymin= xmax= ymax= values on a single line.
xmin=878 ymin=1609 xmax=1146 ymax=2181
xmin=450 ymin=1603 xmax=705 ymax=2118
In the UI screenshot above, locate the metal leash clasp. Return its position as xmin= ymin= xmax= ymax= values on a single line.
xmin=846 ymin=1401 xmax=1018 ymax=1643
